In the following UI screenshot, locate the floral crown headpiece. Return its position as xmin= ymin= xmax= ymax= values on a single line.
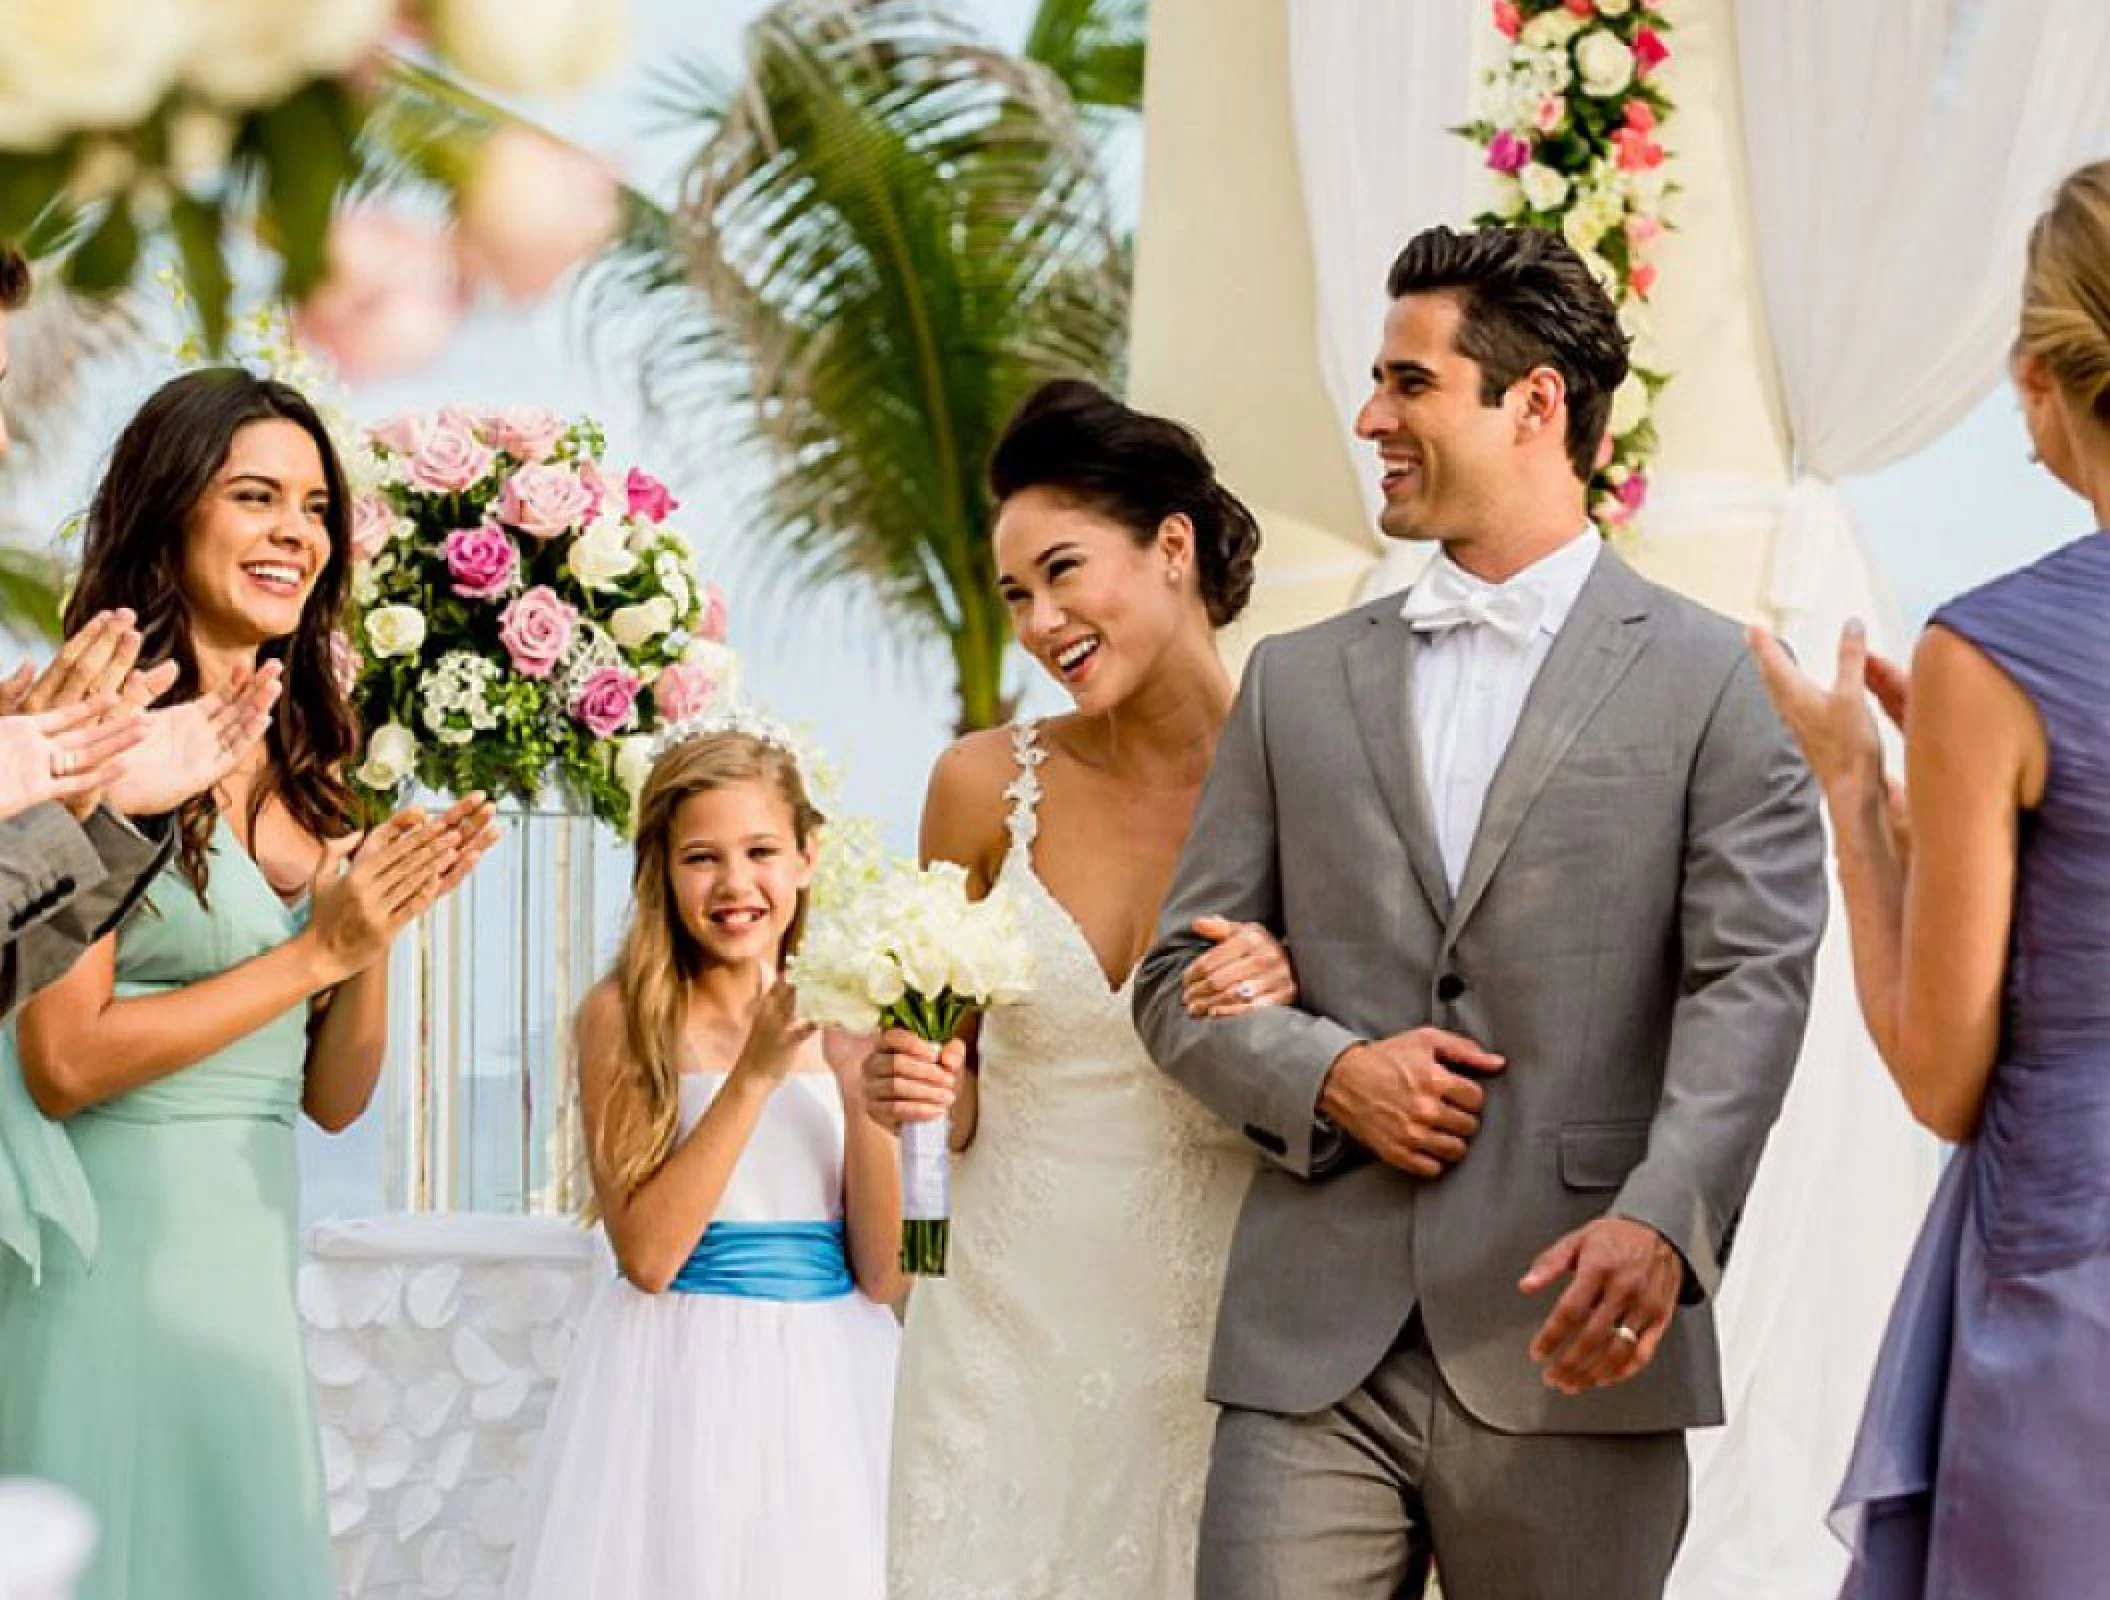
xmin=647 ymin=699 xmax=811 ymax=774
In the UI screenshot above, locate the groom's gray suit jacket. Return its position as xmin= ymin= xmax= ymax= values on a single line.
xmin=0 ymin=804 xmax=169 ymax=1021
xmin=1134 ymin=551 xmax=1826 ymax=1434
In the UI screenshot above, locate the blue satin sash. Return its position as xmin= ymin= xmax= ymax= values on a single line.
xmin=667 ymin=1219 xmax=854 ymax=1302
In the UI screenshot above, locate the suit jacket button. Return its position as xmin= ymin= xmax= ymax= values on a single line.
xmin=1241 ymin=1123 xmax=1288 ymax=1157
xmin=1436 ymin=973 xmax=1468 ymax=1002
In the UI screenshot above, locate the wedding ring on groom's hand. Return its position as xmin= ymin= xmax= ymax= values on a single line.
xmin=1234 ymin=981 xmax=1255 ymax=1002
xmin=1613 ymin=1324 xmax=1641 ymax=1347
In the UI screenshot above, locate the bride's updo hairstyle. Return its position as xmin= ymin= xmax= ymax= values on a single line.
xmin=2018 ymin=159 xmax=2110 ymax=424
xmin=988 ymin=379 xmax=1263 ymax=628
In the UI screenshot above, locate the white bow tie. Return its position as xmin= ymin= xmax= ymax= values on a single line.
xmin=1398 ymin=561 xmax=1549 ymax=645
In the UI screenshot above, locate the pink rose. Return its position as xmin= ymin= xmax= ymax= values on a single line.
xmin=1534 ymin=95 xmax=1566 ymax=134
xmin=652 ymin=660 xmax=722 ymax=723
xmin=482 ymin=407 xmax=566 ymax=465
xmin=406 ymin=412 xmax=496 ymax=494
xmin=1618 ymin=472 xmax=1650 ymax=514
xmin=370 ymin=413 xmax=425 ymax=456
xmin=571 ymin=665 xmax=641 ymax=739
xmin=293 ymin=212 xmax=465 ymax=384
xmin=1629 ymin=261 xmax=1658 ymax=298
xmin=1623 ymin=99 xmax=1657 ymax=134
xmin=498 ymin=586 xmax=578 ymax=678
xmin=498 ymin=463 xmax=597 ymax=540
xmin=1633 ymin=28 xmax=1670 ymax=74
xmin=625 ymin=467 xmax=679 ymax=523
xmin=456 ymin=129 xmax=620 ymax=304
xmin=695 ymin=582 xmax=729 ymax=644
xmin=578 ymin=457 xmax=608 ymax=524
xmin=1625 ymin=214 xmax=1663 ymax=248
xmin=1492 ymin=1 xmax=1521 ymax=39
xmin=1563 ymin=0 xmax=1593 ymax=14
xmin=329 ymin=630 xmax=360 ymax=695
xmin=1612 ymin=127 xmax=1664 ymax=172
xmin=350 ymin=493 xmax=401 ymax=561
xmin=1486 ymin=130 xmax=1530 ymax=175
xmin=443 ymin=523 xmax=520 ymax=599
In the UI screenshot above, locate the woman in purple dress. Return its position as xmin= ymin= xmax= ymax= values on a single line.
xmin=1752 ymin=159 xmax=2110 ymax=1598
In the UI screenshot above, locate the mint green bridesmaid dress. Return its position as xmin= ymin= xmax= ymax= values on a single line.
xmin=0 ymin=822 xmax=336 ymax=1599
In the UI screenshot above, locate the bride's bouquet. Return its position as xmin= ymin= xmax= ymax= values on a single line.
xmin=793 ymin=854 xmax=1033 ymax=1275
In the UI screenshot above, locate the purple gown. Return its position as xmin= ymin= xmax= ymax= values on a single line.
xmin=1833 ymin=532 xmax=2110 ymax=1597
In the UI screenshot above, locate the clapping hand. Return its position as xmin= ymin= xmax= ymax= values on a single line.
xmin=305 ymin=808 xmax=465 ymax=984
xmin=0 ymin=700 xmax=149 ymax=824
xmin=731 ymin=980 xmax=816 ymax=1088
xmin=103 ymin=662 xmax=284 ymax=818
xmin=1520 ymin=1217 xmax=1683 ymax=1396
xmin=1182 ymin=916 xmax=1299 ymax=1017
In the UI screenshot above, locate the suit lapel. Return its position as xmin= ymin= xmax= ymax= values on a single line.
xmin=1447 ymin=551 xmax=1655 ymax=935
xmin=1342 ymin=613 xmax=1452 ymax=923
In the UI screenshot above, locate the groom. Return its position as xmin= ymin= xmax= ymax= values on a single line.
xmin=1134 ymin=224 xmax=1826 ymax=1599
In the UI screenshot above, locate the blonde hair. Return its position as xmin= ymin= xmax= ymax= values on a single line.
xmin=2019 ymin=159 xmax=2110 ymax=426
xmin=583 ymin=732 xmax=824 ymax=1218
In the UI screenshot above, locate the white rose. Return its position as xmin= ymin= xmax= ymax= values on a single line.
xmin=0 ymin=0 xmax=188 ymax=152
xmin=609 ymin=596 xmax=676 ymax=650
xmin=1518 ymin=163 xmax=1570 ymax=213
xmin=1486 ymin=173 xmax=1525 ymax=221
xmin=1521 ymin=11 xmax=1585 ymax=49
xmin=567 ymin=519 xmax=639 ymax=592
xmin=1608 ymin=374 xmax=1650 ymax=439
xmin=1575 ymin=30 xmax=1636 ymax=98
xmin=613 ymin=734 xmax=656 ymax=817
xmin=364 ymin=604 xmax=428 ymax=660
xmin=354 ymin=723 xmax=417 ymax=789
xmin=680 ymin=637 xmax=742 ymax=699
xmin=861 ymin=954 xmax=907 ymax=1012
xmin=1597 ymin=0 xmax=1634 ymax=14
xmin=895 ymin=926 xmax=953 ymax=999
xmin=182 ymin=0 xmax=378 ymax=108
xmin=432 ymin=0 xmax=626 ymax=97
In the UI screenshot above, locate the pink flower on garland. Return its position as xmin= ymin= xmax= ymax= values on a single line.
xmin=1634 ymin=29 xmax=1670 ymax=74
xmin=1626 ymin=214 xmax=1663 ymax=248
xmin=1534 ymin=95 xmax=1567 ymax=134
xmin=1492 ymin=1 xmax=1522 ymax=40
xmin=1623 ymin=99 xmax=1658 ymax=134
xmin=625 ymin=468 xmax=680 ymax=523
xmin=1562 ymin=0 xmax=1593 ymax=15
xmin=1620 ymin=473 xmax=1650 ymax=516
xmin=571 ymin=665 xmax=642 ymax=739
xmin=1612 ymin=126 xmax=1665 ymax=172
xmin=1629 ymin=261 xmax=1659 ymax=298
xmin=1487 ymin=129 xmax=1531 ymax=174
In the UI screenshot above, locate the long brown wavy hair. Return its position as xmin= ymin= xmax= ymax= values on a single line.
xmin=65 ymin=369 xmax=359 ymax=899
xmin=586 ymin=731 xmax=824 ymax=1217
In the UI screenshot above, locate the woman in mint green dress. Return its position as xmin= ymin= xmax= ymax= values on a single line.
xmin=0 ymin=370 xmax=495 ymax=1599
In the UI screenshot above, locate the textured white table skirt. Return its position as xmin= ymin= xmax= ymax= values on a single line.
xmin=299 ymin=1216 xmax=610 ymax=1600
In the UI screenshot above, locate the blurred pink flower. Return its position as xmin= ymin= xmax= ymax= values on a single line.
xmin=456 ymin=128 xmax=620 ymax=303
xmin=1492 ymin=1 xmax=1522 ymax=39
xmin=571 ymin=665 xmax=641 ymax=739
xmin=695 ymin=581 xmax=729 ymax=643
xmin=1623 ymin=99 xmax=1658 ymax=134
xmin=1612 ymin=126 xmax=1665 ymax=172
xmin=1486 ymin=130 xmax=1531 ymax=174
xmin=350 ymin=493 xmax=402 ymax=561
xmin=1563 ymin=0 xmax=1594 ymax=14
xmin=625 ymin=468 xmax=679 ymax=522
xmin=1634 ymin=29 xmax=1670 ymax=73
xmin=498 ymin=463 xmax=597 ymax=539
xmin=293 ymin=210 xmax=467 ymax=383
xmin=578 ymin=457 xmax=608 ymax=523
xmin=652 ymin=660 xmax=721 ymax=722
xmin=329 ymin=630 xmax=360 ymax=695
xmin=369 ymin=413 xmax=426 ymax=455
xmin=1619 ymin=472 xmax=1650 ymax=514
xmin=481 ymin=407 xmax=566 ymax=464
xmin=1534 ymin=95 xmax=1566 ymax=134
xmin=498 ymin=585 xmax=578 ymax=678
xmin=1626 ymin=213 xmax=1663 ymax=248
xmin=443 ymin=523 xmax=520 ymax=599
xmin=1629 ymin=261 xmax=1658 ymax=297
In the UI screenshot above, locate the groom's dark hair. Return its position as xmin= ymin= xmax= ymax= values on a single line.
xmin=0 ymin=243 xmax=29 ymax=311
xmin=1386 ymin=225 xmax=1629 ymax=483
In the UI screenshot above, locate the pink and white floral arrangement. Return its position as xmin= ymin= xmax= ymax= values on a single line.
xmin=1460 ymin=0 xmax=1674 ymax=530
xmin=345 ymin=406 xmax=735 ymax=831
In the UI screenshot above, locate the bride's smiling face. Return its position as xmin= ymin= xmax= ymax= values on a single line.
xmin=994 ymin=486 xmax=1200 ymax=714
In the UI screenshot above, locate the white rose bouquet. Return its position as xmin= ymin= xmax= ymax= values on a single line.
xmin=347 ymin=407 xmax=737 ymax=832
xmin=792 ymin=855 xmax=1033 ymax=1275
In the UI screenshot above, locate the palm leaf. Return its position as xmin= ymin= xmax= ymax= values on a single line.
xmin=1024 ymin=0 xmax=1147 ymax=114
xmin=588 ymin=0 xmax=1128 ymax=730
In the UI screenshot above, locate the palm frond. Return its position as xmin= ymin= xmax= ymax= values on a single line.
xmin=586 ymin=0 xmax=1128 ymax=729
xmin=1023 ymin=0 xmax=1148 ymax=115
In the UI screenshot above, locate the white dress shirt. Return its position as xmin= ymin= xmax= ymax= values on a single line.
xmin=1399 ymin=530 xmax=1602 ymax=892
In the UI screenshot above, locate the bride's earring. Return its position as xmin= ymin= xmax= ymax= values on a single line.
xmin=1166 ymin=565 xmax=1183 ymax=585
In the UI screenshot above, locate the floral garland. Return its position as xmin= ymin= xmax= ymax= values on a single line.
xmin=346 ymin=408 xmax=736 ymax=833
xmin=1460 ymin=0 xmax=1674 ymax=530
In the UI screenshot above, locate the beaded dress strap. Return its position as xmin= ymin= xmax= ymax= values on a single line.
xmin=1001 ymin=721 xmax=1048 ymax=852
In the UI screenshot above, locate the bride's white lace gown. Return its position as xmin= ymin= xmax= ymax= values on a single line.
xmin=888 ymin=723 xmax=1257 ymax=1600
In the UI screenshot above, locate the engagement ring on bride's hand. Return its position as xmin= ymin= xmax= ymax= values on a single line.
xmin=1613 ymin=1324 xmax=1640 ymax=1346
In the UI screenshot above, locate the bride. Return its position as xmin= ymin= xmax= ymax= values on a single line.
xmin=865 ymin=379 xmax=1294 ymax=1599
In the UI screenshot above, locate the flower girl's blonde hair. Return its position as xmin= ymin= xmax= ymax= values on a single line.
xmin=584 ymin=730 xmax=824 ymax=1217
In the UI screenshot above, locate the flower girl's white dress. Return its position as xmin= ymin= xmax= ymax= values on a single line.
xmin=506 ymin=1070 xmax=899 ymax=1599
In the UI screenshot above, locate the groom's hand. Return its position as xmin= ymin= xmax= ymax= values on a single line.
xmin=1521 ymin=1217 xmax=1682 ymax=1395
xmin=1316 ymin=1028 xmax=1506 ymax=1179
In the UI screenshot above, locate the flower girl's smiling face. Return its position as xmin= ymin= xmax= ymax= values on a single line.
xmin=670 ymin=782 xmax=817 ymax=965
xmin=994 ymin=487 xmax=1198 ymax=713
xmin=181 ymin=419 xmax=333 ymax=651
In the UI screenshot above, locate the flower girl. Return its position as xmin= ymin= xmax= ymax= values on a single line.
xmin=506 ymin=717 xmax=903 ymax=1599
